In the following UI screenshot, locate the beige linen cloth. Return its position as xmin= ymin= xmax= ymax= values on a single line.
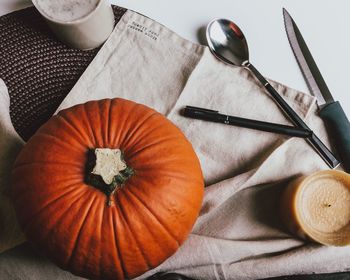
xmin=0 ymin=79 xmax=26 ymax=253
xmin=1 ymin=9 xmax=350 ymax=280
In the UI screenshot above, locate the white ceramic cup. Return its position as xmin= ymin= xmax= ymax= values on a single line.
xmin=32 ymin=0 xmax=115 ymax=50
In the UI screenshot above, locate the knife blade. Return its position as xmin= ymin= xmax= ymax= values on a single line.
xmin=283 ymin=8 xmax=350 ymax=172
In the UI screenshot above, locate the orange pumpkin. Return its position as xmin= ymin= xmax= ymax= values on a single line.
xmin=11 ymin=98 xmax=204 ymax=280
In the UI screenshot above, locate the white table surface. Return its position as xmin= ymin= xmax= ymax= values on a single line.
xmin=1 ymin=0 xmax=350 ymax=116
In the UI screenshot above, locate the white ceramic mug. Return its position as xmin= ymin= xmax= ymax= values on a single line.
xmin=32 ymin=0 xmax=115 ymax=50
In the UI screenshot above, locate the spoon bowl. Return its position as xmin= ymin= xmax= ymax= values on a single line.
xmin=206 ymin=19 xmax=249 ymax=66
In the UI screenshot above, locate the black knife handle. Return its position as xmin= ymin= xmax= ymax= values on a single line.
xmin=319 ymin=101 xmax=350 ymax=172
xmin=244 ymin=62 xmax=339 ymax=169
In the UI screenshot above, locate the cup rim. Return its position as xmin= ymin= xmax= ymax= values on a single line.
xmin=32 ymin=0 xmax=104 ymax=25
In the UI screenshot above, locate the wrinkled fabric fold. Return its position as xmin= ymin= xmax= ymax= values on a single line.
xmin=0 ymin=79 xmax=25 ymax=252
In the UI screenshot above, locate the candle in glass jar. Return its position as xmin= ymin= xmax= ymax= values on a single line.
xmin=281 ymin=170 xmax=350 ymax=246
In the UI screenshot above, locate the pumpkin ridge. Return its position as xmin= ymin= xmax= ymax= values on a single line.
xmin=57 ymin=114 xmax=93 ymax=147
xmin=128 ymin=176 xmax=196 ymax=213
xmin=12 ymin=161 xmax=83 ymax=170
xmin=45 ymin=191 xmax=97 ymax=267
xmin=11 ymin=172 xmax=82 ymax=203
xmin=120 ymin=111 xmax=158 ymax=148
xmin=110 ymin=210 xmax=127 ymax=280
xmin=97 ymin=203 xmax=106 ymax=280
xmin=106 ymin=99 xmax=113 ymax=147
xmin=127 ymin=136 xmax=186 ymax=159
xmin=76 ymin=196 xmax=106 ymax=279
xmin=81 ymin=103 xmax=99 ymax=147
xmin=125 ymin=119 xmax=170 ymax=150
xmin=39 ymin=189 xmax=90 ymax=244
xmin=106 ymin=100 xmax=128 ymax=149
xmin=114 ymin=101 xmax=141 ymax=147
xmin=137 ymin=168 xmax=198 ymax=181
xmin=133 ymin=158 xmax=195 ymax=172
xmin=88 ymin=101 xmax=104 ymax=148
xmin=125 ymin=187 xmax=180 ymax=246
xmin=67 ymin=194 xmax=97 ymax=271
xmin=115 ymin=194 xmax=152 ymax=270
xmin=22 ymin=183 xmax=86 ymax=228
xmin=35 ymin=132 xmax=86 ymax=153
xmin=137 ymin=164 xmax=203 ymax=190
xmin=25 ymin=187 xmax=88 ymax=238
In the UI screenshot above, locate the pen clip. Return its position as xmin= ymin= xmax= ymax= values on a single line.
xmin=185 ymin=106 xmax=219 ymax=114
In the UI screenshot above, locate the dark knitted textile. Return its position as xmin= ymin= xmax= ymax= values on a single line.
xmin=0 ymin=5 xmax=127 ymax=141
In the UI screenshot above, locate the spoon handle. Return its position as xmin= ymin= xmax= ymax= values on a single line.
xmin=243 ymin=62 xmax=339 ymax=169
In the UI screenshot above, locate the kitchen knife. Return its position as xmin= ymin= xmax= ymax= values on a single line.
xmin=283 ymin=8 xmax=350 ymax=171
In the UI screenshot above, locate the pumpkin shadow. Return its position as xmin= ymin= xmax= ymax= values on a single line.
xmin=0 ymin=242 xmax=83 ymax=279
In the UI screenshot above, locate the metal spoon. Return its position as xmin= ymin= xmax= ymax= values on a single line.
xmin=206 ymin=18 xmax=339 ymax=169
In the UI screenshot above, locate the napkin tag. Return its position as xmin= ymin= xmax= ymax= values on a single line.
xmin=127 ymin=21 xmax=160 ymax=41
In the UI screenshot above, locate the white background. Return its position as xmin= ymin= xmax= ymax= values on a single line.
xmin=1 ymin=0 xmax=350 ymax=116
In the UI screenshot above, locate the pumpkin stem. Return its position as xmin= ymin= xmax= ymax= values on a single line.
xmin=85 ymin=148 xmax=134 ymax=206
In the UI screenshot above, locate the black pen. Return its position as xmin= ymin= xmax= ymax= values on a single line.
xmin=183 ymin=106 xmax=312 ymax=138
